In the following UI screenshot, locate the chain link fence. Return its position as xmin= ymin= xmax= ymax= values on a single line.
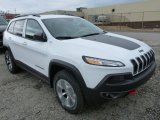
xmin=87 ymin=11 xmax=160 ymax=32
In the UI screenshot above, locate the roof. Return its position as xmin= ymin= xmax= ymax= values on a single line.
xmin=13 ymin=14 xmax=78 ymax=20
xmin=9 ymin=14 xmax=79 ymax=23
xmin=40 ymin=14 xmax=79 ymax=19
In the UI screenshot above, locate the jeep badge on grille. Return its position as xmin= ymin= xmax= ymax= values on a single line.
xmin=139 ymin=49 xmax=144 ymax=53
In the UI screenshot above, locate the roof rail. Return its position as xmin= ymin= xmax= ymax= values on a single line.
xmin=15 ymin=14 xmax=40 ymax=18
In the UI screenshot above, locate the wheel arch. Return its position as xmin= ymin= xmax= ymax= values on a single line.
xmin=49 ymin=59 xmax=87 ymax=90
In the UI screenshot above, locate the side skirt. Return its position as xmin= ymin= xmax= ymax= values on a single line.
xmin=15 ymin=60 xmax=50 ymax=84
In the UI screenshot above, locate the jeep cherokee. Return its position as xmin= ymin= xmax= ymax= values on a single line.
xmin=3 ymin=14 xmax=156 ymax=114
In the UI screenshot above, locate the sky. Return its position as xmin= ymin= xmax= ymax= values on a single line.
xmin=0 ymin=0 xmax=142 ymax=14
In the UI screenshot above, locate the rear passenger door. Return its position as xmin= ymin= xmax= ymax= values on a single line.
xmin=22 ymin=19 xmax=48 ymax=75
xmin=8 ymin=19 xmax=27 ymax=61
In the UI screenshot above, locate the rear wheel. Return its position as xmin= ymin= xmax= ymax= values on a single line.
xmin=53 ymin=70 xmax=84 ymax=114
xmin=5 ymin=50 xmax=20 ymax=73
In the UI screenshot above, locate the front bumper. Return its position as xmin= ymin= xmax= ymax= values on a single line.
xmin=84 ymin=61 xmax=156 ymax=105
xmin=96 ymin=61 xmax=156 ymax=93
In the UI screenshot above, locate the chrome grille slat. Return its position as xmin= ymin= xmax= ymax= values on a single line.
xmin=141 ymin=55 xmax=147 ymax=69
xmin=140 ymin=56 xmax=145 ymax=70
xmin=135 ymin=58 xmax=140 ymax=73
xmin=148 ymin=51 xmax=152 ymax=59
xmin=151 ymin=50 xmax=154 ymax=56
xmin=136 ymin=57 xmax=143 ymax=72
xmin=150 ymin=51 xmax=153 ymax=63
xmin=145 ymin=54 xmax=150 ymax=66
xmin=143 ymin=54 xmax=148 ymax=68
xmin=150 ymin=50 xmax=154 ymax=60
xmin=131 ymin=59 xmax=138 ymax=74
xmin=147 ymin=52 xmax=151 ymax=64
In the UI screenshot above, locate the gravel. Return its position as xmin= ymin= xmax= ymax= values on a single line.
xmin=0 ymin=32 xmax=160 ymax=120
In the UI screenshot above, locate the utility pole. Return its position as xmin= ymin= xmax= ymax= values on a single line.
xmin=15 ymin=9 xmax=16 ymax=15
xmin=120 ymin=13 xmax=123 ymax=31
xmin=142 ymin=12 xmax=144 ymax=29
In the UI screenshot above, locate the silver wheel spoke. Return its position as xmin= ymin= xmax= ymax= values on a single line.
xmin=61 ymin=80 xmax=67 ymax=90
xmin=56 ymin=87 xmax=62 ymax=94
xmin=66 ymin=88 xmax=76 ymax=103
xmin=65 ymin=97 xmax=70 ymax=107
xmin=60 ymin=96 xmax=66 ymax=106
xmin=57 ymin=82 xmax=63 ymax=89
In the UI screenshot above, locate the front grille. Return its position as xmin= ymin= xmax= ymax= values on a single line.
xmin=131 ymin=50 xmax=155 ymax=75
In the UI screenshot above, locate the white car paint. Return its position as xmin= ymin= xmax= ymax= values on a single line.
xmin=3 ymin=15 xmax=153 ymax=88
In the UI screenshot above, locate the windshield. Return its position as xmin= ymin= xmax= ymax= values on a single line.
xmin=0 ymin=16 xmax=8 ymax=25
xmin=42 ymin=18 xmax=104 ymax=39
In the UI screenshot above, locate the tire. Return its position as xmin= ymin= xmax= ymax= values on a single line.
xmin=5 ymin=50 xmax=20 ymax=74
xmin=53 ymin=70 xmax=84 ymax=114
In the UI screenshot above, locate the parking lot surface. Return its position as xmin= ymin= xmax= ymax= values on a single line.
xmin=0 ymin=32 xmax=160 ymax=120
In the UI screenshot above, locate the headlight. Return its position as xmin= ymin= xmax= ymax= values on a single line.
xmin=82 ymin=56 xmax=125 ymax=67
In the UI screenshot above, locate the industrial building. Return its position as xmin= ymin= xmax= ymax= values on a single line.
xmin=41 ymin=10 xmax=84 ymax=18
xmin=42 ymin=0 xmax=160 ymax=29
xmin=83 ymin=0 xmax=160 ymax=28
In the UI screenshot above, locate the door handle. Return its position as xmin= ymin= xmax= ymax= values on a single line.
xmin=22 ymin=42 xmax=27 ymax=45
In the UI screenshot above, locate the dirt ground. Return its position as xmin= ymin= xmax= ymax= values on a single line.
xmin=0 ymin=32 xmax=160 ymax=120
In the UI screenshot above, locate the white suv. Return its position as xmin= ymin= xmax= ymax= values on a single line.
xmin=3 ymin=14 xmax=156 ymax=114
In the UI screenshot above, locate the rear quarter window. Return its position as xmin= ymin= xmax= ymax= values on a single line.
xmin=8 ymin=22 xmax=15 ymax=33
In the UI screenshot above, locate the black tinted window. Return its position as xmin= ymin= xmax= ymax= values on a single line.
xmin=8 ymin=22 xmax=15 ymax=33
xmin=25 ymin=19 xmax=44 ymax=40
xmin=14 ymin=20 xmax=25 ymax=37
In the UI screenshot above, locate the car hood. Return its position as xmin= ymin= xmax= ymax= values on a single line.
xmin=0 ymin=25 xmax=7 ymax=32
xmin=61 ymin=32 xmax=151 ymax=61
xmin=82 ymin=33 xmax=141 ymax=50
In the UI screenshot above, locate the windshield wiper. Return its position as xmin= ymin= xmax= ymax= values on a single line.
xmin=55 ymin=36 xmax=77 ymax=40
xmin=55 ymin=31 xmax=107 ymax=39
xmin=80 ymin=31 xmax=106 ymax=37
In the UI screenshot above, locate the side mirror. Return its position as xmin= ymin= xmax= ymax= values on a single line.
xmin=33 ymin=32 xmax=47 ymax=42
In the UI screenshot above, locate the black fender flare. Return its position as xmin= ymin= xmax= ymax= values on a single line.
xmin=49 ymin=59 xmax=87 ymax=89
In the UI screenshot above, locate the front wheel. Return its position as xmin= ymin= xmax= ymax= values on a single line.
xmin=53 ymin=70 xmax=84 ymax=114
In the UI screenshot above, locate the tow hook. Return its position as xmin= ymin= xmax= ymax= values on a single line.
xmin=129 ymin=90 xmax=138 ymax=96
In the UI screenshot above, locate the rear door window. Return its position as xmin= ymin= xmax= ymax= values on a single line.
xmin=14 ymin=20 xmax=25 ymax=37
